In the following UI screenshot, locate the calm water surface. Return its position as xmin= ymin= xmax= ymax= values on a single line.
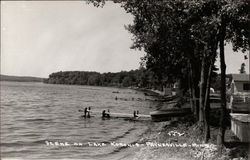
xmin=1 ymin=81 xmax=159 ymax=159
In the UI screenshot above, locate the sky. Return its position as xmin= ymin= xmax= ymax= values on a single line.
xmin=1 ymin=1 xmax=249 ymax=78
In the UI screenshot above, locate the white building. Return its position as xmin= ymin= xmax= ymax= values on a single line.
xmin=228 ymin=74 xmax=250 ymax=112
xmin=230 ymin=74 xmax=250 ymax=94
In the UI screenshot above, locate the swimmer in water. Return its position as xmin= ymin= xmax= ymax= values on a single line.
xmin=102 ymin=110 xmax=106 ymax=118
xmin=106 ymin=109 xmax=110 ymax=118
xmin=102 ymin=109 xmax=110 ymax=118
xmin=82 ymin=107 xmax=87 ymax=118
xmin=87 ymin=107 xmax=91 ymax=118
xmin=133 ymin=110 xmax=138 ymax=118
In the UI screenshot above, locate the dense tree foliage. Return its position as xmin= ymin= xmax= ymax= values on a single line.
xmin=88 ymin=0 xmax=249 ymax=146
xmin=45 ymin=68 xmax=165 ymax=89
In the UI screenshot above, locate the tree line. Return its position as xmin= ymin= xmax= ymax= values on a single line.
xmin=88 ymin=0 xmax=249 ymax=148
xmin=44 ymin=68 xmax=165 ymax=89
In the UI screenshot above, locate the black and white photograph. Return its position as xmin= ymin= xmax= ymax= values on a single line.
xmin=1 ymin=0 xmax=249 ymax=160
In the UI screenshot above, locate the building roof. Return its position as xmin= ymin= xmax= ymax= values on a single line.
xmin=231 ymin=74 xmax=250 ymax=82
xmin=230 ymin=113 xmax=250 ymax=123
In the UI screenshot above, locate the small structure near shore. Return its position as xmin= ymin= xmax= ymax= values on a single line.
xmin=230 ymin=113 xmax=250 ymax=142
xmin=229 ymin=74 xmax=250 ymax=93
xmin=150 ymin=101 xmax=192 ymax=121
xmin=227 ymin=74 xmax=250 ymax=113
xmin=79 ymin=109 xmax=151 ymax=120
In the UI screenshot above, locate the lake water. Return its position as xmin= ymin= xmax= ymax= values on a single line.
xmin=0 ymin=81 xmax=160 ymax=160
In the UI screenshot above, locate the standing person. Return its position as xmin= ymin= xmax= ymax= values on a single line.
xmin=83 ymin=107 xmax=88 ymax=118
xmin=102 ymin=110 xmax=106 ymax=118
xmin=87 ymin=107 xmax=91 ymax=118
xmin=106 ymin=109 xmax=110 ymax=118
xmin=133 ymin=110 xmax=138 ymax=118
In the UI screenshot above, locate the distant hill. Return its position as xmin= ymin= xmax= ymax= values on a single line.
xmin=0 ymin=74 xmax=45 ymax=82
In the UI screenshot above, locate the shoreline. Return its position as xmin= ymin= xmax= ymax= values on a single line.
xmin=132 ymin=116 xmax=249 ymax=160
xmin=130 ymin=95 xmax=249 ymax=160
xmin=127 ymin=90 xmax=249 ymax=160
xmin=2 ymin=81 xmax=248 ymax=159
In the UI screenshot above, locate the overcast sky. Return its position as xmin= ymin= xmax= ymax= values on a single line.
xmin=1 ymin=1 xmax=249 ymax=78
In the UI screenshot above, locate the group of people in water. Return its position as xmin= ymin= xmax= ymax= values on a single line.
xmin=82 ymin=107 xmax=140 ymax=119
xmin=82 ymin=107 xmax=91 ymax=118
xmin=102 ymin=109 xmax=110 ymax=118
